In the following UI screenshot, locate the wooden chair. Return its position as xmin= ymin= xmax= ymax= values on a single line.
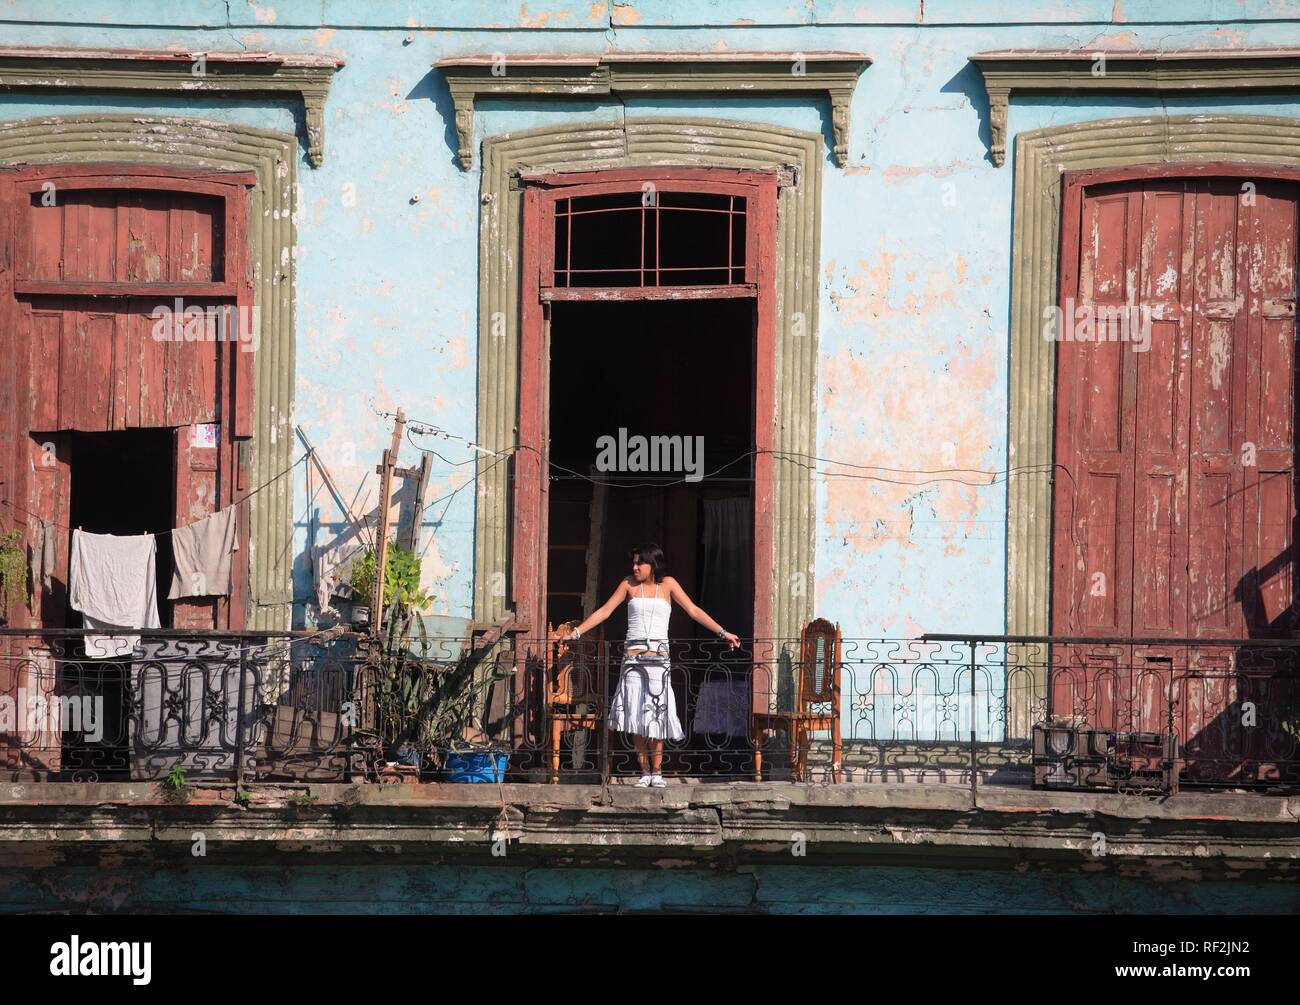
xmin=545 ymin=621 xmax=609 ymax=784
xmin=752 ymin=618 xmax=842 ymax=782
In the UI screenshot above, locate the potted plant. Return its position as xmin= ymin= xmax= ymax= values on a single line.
xmin=354 ymin=543 xmax=511 ymax=781
xmin=364 ymin=611 xmax=511 ymax=782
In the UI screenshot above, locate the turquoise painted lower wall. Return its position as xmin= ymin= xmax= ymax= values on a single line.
xmin=4 ymin=863 xmax=1297 ymax=915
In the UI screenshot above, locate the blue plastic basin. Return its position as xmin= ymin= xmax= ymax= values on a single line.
xmin=443 ymin=750 xmax=508 ymax=783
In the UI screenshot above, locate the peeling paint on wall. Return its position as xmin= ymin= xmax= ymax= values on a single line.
xmin=0 ymin=3 xmax=1298 ymax=641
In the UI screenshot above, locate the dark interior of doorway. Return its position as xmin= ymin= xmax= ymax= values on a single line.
xmin=62 ymin=428 xmax=175 ymax=777
xmin=547 ymin=297 xmax=756 ymax=777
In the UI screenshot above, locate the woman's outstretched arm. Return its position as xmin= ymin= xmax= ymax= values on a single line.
xmin=663 ymin=577 xmax=741 ymax=649
xmin=571 ymin=580 xmax=629 ymax=637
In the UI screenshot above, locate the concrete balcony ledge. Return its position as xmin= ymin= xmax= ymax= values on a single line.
xmin=1 ymin=782 xmax=1297 ymax=874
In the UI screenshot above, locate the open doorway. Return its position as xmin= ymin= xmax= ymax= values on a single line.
xmin=547 ymin=297 xmax=755 ymax=637
xmin=547 ymin=297 xmax=756 ymax=774
xmin=66 ymin=428 xmax=175 ymax=625
xmin=512 ymin=168 xmax=779 ymax=779
xmin=59 ymin=428 xmax=174 ymax=776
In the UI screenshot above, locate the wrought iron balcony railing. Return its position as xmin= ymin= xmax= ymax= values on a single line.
xmin=0 ymin=628 xmax=363 ymax=782
xmin=478 ymin=633 xmax=1300 ymax=788
xmin=3 ymin=628 xmax=1297 ymax=789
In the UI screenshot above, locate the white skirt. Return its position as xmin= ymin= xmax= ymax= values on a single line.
xmin=607 ymin=654 xmax=685 ymax=741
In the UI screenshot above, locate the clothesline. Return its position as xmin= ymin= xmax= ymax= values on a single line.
xmin=0 ymin=451 xmax=309 ymax=538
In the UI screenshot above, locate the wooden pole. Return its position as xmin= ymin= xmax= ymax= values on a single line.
xmin=402 ymin=451 xmax=431 ymax=553
xmin=372 ymin=409 xmax=405 ymax=636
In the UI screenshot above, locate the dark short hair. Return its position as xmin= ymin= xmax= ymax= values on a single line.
xmin=630 ymin=542 xmax=666 ymax=580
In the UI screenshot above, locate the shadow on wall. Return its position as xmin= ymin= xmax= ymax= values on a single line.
xmin=1206 ymin=546 xmax=1300 ymax=785
xmin=292 ymin=452 xmax=437 ymax=626
xmin=940 ymin=62 xmax=993 ymax=164
xmin=407 ymin=68 xmax=461 ymax=169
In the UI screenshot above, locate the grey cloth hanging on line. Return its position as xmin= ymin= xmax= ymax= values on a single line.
xmin=168 ymin=507 xmax=238 ymax=599
xmin=28 ymin=519 xmax=57 ymax=595
xmin=39 ymin=519 xmax=56 ymax=592
xmin=70 ymin=530 xmax=161 ymax=659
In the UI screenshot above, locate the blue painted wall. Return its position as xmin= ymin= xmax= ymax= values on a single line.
xmin=4 ymin=2 xmax=1300 ymax=732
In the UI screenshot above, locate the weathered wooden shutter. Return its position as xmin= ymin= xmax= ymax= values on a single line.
xmin=1055 ymin=175 xmax=1299 ymax=781
xmin=172 ymin=424 xmax=221 ymax=630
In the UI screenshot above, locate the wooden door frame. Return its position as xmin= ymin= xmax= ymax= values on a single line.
xmin=513 ymin=166 xmax=779 ymax=653
xmin=1000 ymin=116 xmax=1300 ymax=741
xmin=1053 ymin=160 xmax=1300 ymax=639
xmin=0 ymin=162 xmax=256 ymax=630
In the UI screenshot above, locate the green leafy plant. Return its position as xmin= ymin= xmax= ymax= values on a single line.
xmin=0 ymin=528 xmax=26 ymax=622
xmin=349 ymin=549 xmax=378 ymax=606
xmin=233 ymin=788 xmax=251 ymax=807
xmin=287 ymin=791 xmax=316 ymax=806
xmin=349 ymin=543 xmax=432 ymax=612
xmin=165 ymin=766 xmax=187 ymax=791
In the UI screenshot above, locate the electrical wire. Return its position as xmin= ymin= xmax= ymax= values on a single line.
xmin=530 ymin=443 xmax=1062 ymax=490
xmin=417 ymin=447 xmax=518 ymax=558
xmin=308 ymin=414 xmax=1286 ymax=639
xmin=404 ymin=415 xmax=1065 ymax=487
xmin=406 ymin=425 xmax=483 ymax=467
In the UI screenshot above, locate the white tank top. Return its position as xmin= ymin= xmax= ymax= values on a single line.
xmin=626 ymin=582 xmax=671 ymax=651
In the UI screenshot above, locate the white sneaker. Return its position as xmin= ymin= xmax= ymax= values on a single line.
xmin=634 ymin=774 xmax=653 ymax=787
xmin=650 ymin=774 xmax=667 ymax=787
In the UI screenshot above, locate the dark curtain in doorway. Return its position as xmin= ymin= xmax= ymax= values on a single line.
xmin=698 ymin=497 xmax=752 ymax=640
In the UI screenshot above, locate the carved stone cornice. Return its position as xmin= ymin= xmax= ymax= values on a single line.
xmin=436 ymin=52 xmax=871 ymax=169
xmin=0 ymin=46 xmax=344 ymax=167
xmin=971 ymin=48 xmax=1300 ymax=166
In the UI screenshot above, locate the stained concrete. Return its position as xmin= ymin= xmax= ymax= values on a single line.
xmin=2 ymin=781 xmax=1296 ymax=912
xmin=3 ymin=781 xmax=1297 ymax=868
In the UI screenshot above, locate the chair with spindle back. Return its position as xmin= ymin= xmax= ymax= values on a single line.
xmin=752 ymin=618 xmax=842 ymax=782
xmin=545 ymin=621 xmax=609 ymax=783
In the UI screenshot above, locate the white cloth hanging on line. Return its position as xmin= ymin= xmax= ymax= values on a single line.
xmin=168 ymin=506 xmax=238 ymax=599
xmin=69 ymin=530 xmax=160 ymax=658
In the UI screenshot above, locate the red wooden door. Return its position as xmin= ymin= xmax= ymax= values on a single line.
xmin=1054 ymin=172 xmax=1299 ymax=782
xmin=0 ymin=168 xmax=255 ymax=630
xmin=0 ymin=433 xmax=71 ymax=772
xmin=512 ymin=168 xmax=779 ymax=757
xmin=0 ymin=168 xmax=255 ymax=773
xmin=514 ymin=170 xmax=776 ymax=641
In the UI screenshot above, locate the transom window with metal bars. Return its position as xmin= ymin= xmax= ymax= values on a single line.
xmin=545 ymin=186 xmax=753 ymax=290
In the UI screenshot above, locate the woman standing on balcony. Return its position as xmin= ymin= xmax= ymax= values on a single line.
xmin=570 ymin=542 xmax=741 ymax=787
